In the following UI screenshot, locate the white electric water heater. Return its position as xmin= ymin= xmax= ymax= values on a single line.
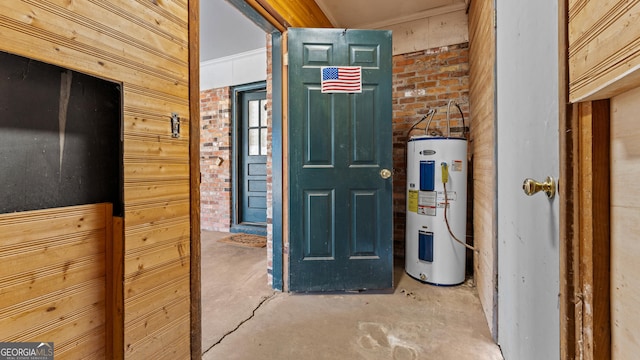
xmin=405 ymin=135 xmax=467 ymax=285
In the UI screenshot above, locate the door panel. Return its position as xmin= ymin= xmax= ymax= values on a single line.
xmin=288 ymin=28 xmax=393 ymax=292
xmin=496 ymin=1 xmax=560 ymax=359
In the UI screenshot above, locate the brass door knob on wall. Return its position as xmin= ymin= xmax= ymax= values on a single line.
xmin=522 ymin=176 xmax=556 ymax=199
xmin=380 ymin=169 xmax=392 ymax=179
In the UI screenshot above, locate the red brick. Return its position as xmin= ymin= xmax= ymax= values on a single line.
xmin=391 ymin=43 xmax=470 ymax=254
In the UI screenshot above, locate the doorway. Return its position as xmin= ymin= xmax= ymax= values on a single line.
xmin=232 ymin=82 xmax=268 ymax=235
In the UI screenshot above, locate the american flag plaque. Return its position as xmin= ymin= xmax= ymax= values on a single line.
xmin=321 ymin=66 xmax=362 ymax=93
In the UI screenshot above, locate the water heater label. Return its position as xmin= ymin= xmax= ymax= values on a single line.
xmin=437 ymin=202 xmax=451 ymax=209
xmin=451 ymin=160 xmax=463 ymax=172
xmin=407 ymin=190 xmax=418 ymax=212
xmin=437 ymin=191 xmax=457 ymax=202
xmin=417 ymin=191 xmax=437 ymax=216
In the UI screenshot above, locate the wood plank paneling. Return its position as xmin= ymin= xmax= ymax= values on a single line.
xmin=125 ymin=200 xmax=191 ymax=227
xmin=0 ymin=0 xmax=193 ymax=358
xmin=0 ymin=204 xmax=109 ymax=359
xmin=468 ymin=0 xmax=497 ymax=338
xmin=610 ymin=87 xmax=640 ymax=360
xmin=569 ymin=0 xmax=640 ymax=101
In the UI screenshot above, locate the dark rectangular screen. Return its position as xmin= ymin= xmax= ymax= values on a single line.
xmin=0 ymin=51 xmax=122 ymax=215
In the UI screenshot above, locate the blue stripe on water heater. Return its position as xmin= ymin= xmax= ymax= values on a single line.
xmin=420 ymin=160 xmax=435 ymax=191
xmin=419 ymin=231 xmax=434 ymax=262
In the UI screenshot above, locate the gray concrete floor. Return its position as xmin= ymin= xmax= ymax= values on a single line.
xmin=201 ymin=230 xmax=503 ymax=360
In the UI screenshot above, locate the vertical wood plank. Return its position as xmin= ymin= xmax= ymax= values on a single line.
xmin=189 ymin=0 xmax=202 ymax=357
xmin=577 ymin=100 xmax=611 ymax=360
xmin=559 ymin=0 xmax=578 ymax=358
xmin=468 ymin=0 xmax=497 ymax=338
xmin=107 ymin=216 xmax=125 ymax=360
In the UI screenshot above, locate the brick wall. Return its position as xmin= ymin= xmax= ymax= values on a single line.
xmin=200 ymin=87 xmax=232 ymax=232
xmin=392 ymin=42 xmax=471 ymax=257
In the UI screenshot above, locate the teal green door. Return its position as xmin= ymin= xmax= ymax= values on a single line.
xmin=240 ymin=90 xmax=267 ymax=225
xmin=288 ymin=28 xmax=393 ymax=292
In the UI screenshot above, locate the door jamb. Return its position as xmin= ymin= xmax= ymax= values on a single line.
xmin=271 ymin=31 xmax=284 ymax=290
xmin=189 ymin=0 xmax=201 ymax=357
xmin=559 ymin=0 xmax=574 ymax=356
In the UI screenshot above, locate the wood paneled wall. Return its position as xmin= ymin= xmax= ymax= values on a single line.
xmin=0 ymin=204 xmax=111 ymax=359
xmin=610 ymin=87 xmax=640 ymax=359
xmin=569 ymin=0 xmax=640 ymax=101
xmin=468 ymin=0 xmax=497 ymax=337
xmin=0 ymin=1 xmax=193 ymax=358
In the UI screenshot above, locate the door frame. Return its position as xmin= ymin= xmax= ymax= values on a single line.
xmin=188 ymin=0 xmax=201 ymax=358
xmin=559 ymin=0 xmax=611 ymax=358
xmin=190 ymin=0 xmax=612 ymax=358
xmin=231 ymin=81 xmax=268 ymax=235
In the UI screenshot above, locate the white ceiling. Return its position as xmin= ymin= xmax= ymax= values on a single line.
xmin=314 ymin=0 xmax=468 ymax=29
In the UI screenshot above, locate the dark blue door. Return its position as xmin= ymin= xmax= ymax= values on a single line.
xmin=240 ymin=90 xmax=267 ymax=225
xmin=288 ymin=28 xmax=394 ymax=291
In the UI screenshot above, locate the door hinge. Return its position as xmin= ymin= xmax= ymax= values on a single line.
xmin=283 ymin=52 xmax=288 ymax=66
xmin=493 ymin=9 xmax=497 ymax=28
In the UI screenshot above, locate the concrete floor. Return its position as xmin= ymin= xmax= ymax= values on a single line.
xmin=201 ymin=230 xmax=503 ymax=360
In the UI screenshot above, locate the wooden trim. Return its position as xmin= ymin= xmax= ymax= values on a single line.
xmin=562 ymin=102 xmax=578 ymax=360
xmin=245 ymin=0 xmax=287 ymax=32
xmin=559 ymin=0 xmax=577 ymax=357
xmin=254 ymin=0 xmax=291 ymax=28
xmin=189 ymin=0 xmax=202 ymax=358
xmin=106 ymin=214 xmax=124 ymax=360
xmin=245 ymin=0 xmax=333 ymax=30
xmin=105 ymin=206 xmax=113 ymax=359
xmin=576 ymin=100 xmax=611 ymax=360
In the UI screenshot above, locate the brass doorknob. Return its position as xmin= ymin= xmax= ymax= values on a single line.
xmin=522 ymin=176 xmax=556 ymax=198
xmin=380 ymin=168 xmax=392 ymax=179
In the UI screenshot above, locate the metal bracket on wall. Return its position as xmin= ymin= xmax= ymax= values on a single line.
xmin=171 ymin=112 xmax=180 ymax=138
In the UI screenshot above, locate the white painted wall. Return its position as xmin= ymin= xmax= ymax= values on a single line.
xmin=200 ymin=0 xmax=266 ymax=61
xmin=381 ymin=9 xmax=468 ymax=55
xmin=200 ymin=48 xmax=267 ymax=90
